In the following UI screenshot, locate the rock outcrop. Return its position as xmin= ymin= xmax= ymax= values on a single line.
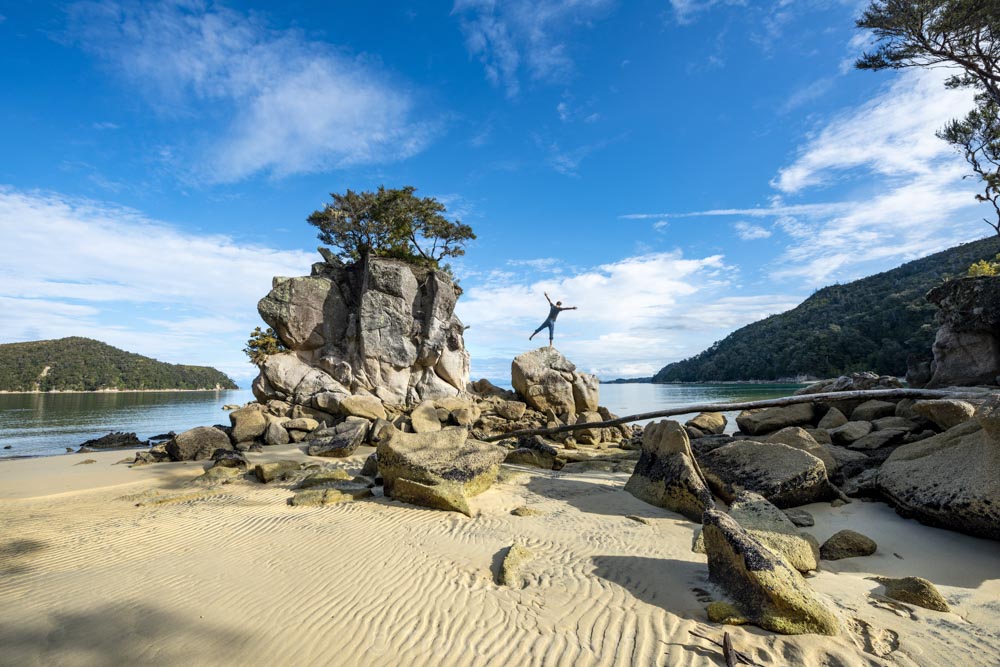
xmin=624 ymin=420 xmax=714 ymax=521
xmin=924 ymin=276 xmax=1000 ymax=388
xmin=255 ymin=254 xmax=470 ymax=413
xmin=511 ymin=348 xmax=599 ymax=422
xmin=702 ymin=510 xmax=839 ymax=635
xmin=165 ymin=426 xmax=233 ymax=461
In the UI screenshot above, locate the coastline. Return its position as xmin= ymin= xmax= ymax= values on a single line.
xmin=0 ymin=387 xmax=241 ymax=395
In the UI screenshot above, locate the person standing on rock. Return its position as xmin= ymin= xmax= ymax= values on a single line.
xmin=529 ymin=292 xmax=576 ymax=347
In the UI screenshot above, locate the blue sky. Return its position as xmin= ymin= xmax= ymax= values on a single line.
xmin=0 ymin=0 xmax=989 ymax=385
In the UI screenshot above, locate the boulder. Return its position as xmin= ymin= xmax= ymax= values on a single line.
xmin=258 ymin=275 xmax=339 ymax=351
xmin=210 ymin=450 xmax=249 ymax=470
xmin=727 ymin=491 xmax=820 ymax=573
xmin=819 ymin=530 xmax=877 ymax=560
xmin=506 ymin=436 xmax=564 ymax=470
xmin=848 ymin=428 xmax=907 ymax=450
xmin=624 ymin=420 xmax=714 ymax=522
xmin=497 ymin=542 xmax=533 ymax=587
xmin=870 ymin=576 xmax=950 ymax=612
xmin=828 ymin=421 xmax=872 ymax=445
xmin=574 ymin=411 xmax=604 ymax=446
xmin=284 ymin=418 xmax=320 ymax=432
xmin=850 ymin=400 xmax=896 ymax=422
xmin=263 ymin=421 xmax=290 ymax=447
xmin=294 ymin=468 xmax=351 ymax=488
xmin=736 ymin=403 xmax=814 ymax=436
xmin=410 ymin=401 xmax=442 ymax=433
xmin=878 ymin=419 xmax=1000 ymax=540
xmin=871 ymin=416 xmax=919 ymax=432
xmin=702 ymin=510 xmax=839 ymax=635
xmin=166 ymin=427 xmax=233 ymax=461
xmin=511 ymin=348 xmax=599 ymax=420
xmin=765 ymin=427 xmax=836 ymax=473
xmin=925 ymin=276 xmax=1000 ymax=387
xmin=912 ymin=399 xmax=976 ymax=431
xmin=230 ymin=405 xmax=268 ymax=444
xmin=686 ymin=412 xmax=727 ymax=435
xmin=816 ymin=407 xmax=848 ymax=430
xmin=494 ymin=400 xmax=527 ymax=421
xmin=254 ymin=460 xmax=301 ymax=483
xmin=306 ymin=418 xmax=370 ymax=458
xmin=699 ymin=441 xmax=837 ymax=508
xmin=77 ymin=432 xmax=147 ymax=450
xmin=783 ymin=508 xmax=814 ymax=527
xmin=376 ymin=427 xmax=506 ymax=516
xmin=340 ymin=395 xmax=387 ymax=421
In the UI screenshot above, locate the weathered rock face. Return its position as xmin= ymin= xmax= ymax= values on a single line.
xmin=702 ymin=510 xmax=840 ymax=635
xmin=511 ymin=348 xmax=599 ymax=422
xmin=624 ymin=420 xmax=714 ymax=522
xmin=924 ymin=276 xmax=1000 ymax=388
xmin=255 ymin=255 xmax=470 ymax=412
xmin=699 ymin=441 xmax=837 ymax=508
xmin=376 ymin=426 xmax=506 ymax=515
xmin=727 ymin=492 xmax=820 ymax=573
xmin=878 ymin=418 xmax=1000 ymax=540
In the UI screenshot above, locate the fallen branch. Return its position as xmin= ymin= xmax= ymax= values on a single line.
xmin=688 ymin=629 xmax=763 ymax=667
xmin=482 ymin=388 xmax=984 ymax=443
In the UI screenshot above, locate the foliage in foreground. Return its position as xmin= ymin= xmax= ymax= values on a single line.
xmin=0 ymin=337 xmax=238 ymax=391
xmin=653 ymin=237 xmax=1000 ymax=382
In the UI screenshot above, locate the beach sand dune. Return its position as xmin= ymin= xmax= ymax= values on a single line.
xmin=1 ymin=447 xmax=998 ymax=666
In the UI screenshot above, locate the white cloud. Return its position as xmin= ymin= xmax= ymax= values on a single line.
xmin=0 ymin=187 xmax=315 ymax=383
xmin=773 ymin=69 xmax=973 ymax=194
xmin=457 ymin=251 xmax=803 ymax=379
xmin=453 ymin=0 xmax=612 ymax=97
xmin=733 ymin=221 xmax=772 ymax=240
xmin=669 ymin=0 xmax=746 ymax=25
xmin=780 ymin=77 xmax=833 ymax=114
xmin=69 ymin=1 xmax=432 ymax=182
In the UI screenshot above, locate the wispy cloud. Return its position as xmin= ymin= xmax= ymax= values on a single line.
xmin=734 ymin=221 xmax=772 ymax=240
xmin=453 ymin=0 xmax=613 ymax=97
xmin=624 ymin=68 xmax=988 ymax=287
xmin=68 ymin=1 xmax=433 ymax=183
xmin=0 ymin=186 xmax=315 ymax=382
xmin=780 ymin=77 xmax=834 ymax=114
xmin=669 ymin=0 xmax=746 ymax=26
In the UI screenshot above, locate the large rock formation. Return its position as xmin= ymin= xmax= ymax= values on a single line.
xmin=624 ymin=420 xmax=714 ymax=521
xmin=254 ymin=254 xmax=470 ymax=413
xmin=511 ymin=347 xmax=599 ymax=422
xmin=924 ymin=276 xmax=1000 ymax=387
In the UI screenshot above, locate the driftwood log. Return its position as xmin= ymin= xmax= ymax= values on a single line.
xmin=482 ymin=388 xmax=983 ymax=443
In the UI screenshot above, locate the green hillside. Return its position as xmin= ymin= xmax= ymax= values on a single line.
xmin=654 ymin=236 xmax=1000 ymax=383
xmin=0 ymin=337 xmax=238 ymax=391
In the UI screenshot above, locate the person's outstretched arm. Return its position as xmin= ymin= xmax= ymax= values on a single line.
xmin=544 ymin=291 xmax=554 ymax=305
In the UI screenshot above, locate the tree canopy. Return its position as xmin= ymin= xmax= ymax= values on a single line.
xmin=307 ymin=186 xmax=475 ymax=267
xmin=857 ymin=1 xmax=1000 ymax=236
xmin=243 ymin=327 xmax=287 ymax=366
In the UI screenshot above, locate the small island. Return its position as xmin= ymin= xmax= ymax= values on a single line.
xmin=0 ymin=337 xmax=238 ymax=392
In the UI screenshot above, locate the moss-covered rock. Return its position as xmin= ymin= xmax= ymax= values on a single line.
xmin=871 ymin=576 xmax=950 ymax=612
xmin=819 ymin=530 xmax=877 ymax=560
xmin=699 ymin=441 xmax=836 ymax=508
xmin=702 ymin=509 xmax=839 ymax=635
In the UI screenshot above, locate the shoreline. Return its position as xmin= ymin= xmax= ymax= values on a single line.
xmin=0 ymin=388 xmax=242 ymax=395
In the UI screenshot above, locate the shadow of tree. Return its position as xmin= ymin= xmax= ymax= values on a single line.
xmin=0 ymin=601 xmax=251 ymax=666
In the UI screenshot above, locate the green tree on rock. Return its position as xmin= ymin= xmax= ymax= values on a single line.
xmin=307 ymin=186 xmax=475 ymax=267
xmin=244 ymin=327 xmax=287 ymax=366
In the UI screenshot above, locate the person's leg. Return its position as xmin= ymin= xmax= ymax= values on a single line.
xmin=547 ymin=320 xmax=555 ymax=347
xmin=529 ymin=321 xmax=548 ymax=340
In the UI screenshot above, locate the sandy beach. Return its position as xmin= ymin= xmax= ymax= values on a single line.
xmin=1 ymin=446 xmax=997 ymax=667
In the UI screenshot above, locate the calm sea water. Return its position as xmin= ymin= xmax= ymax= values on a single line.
xmin=0 ymin=383 xmax=802 ymax=459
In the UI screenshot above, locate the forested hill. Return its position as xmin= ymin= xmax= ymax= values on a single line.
xmin=653 ymin=236 xmax=1000 ymax=383
xmin=0 ymin=337 xmax=238 ymax=391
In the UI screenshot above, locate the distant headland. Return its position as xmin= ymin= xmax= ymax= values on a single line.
xmin=0 ymin=337 xmax=237 ymax=392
